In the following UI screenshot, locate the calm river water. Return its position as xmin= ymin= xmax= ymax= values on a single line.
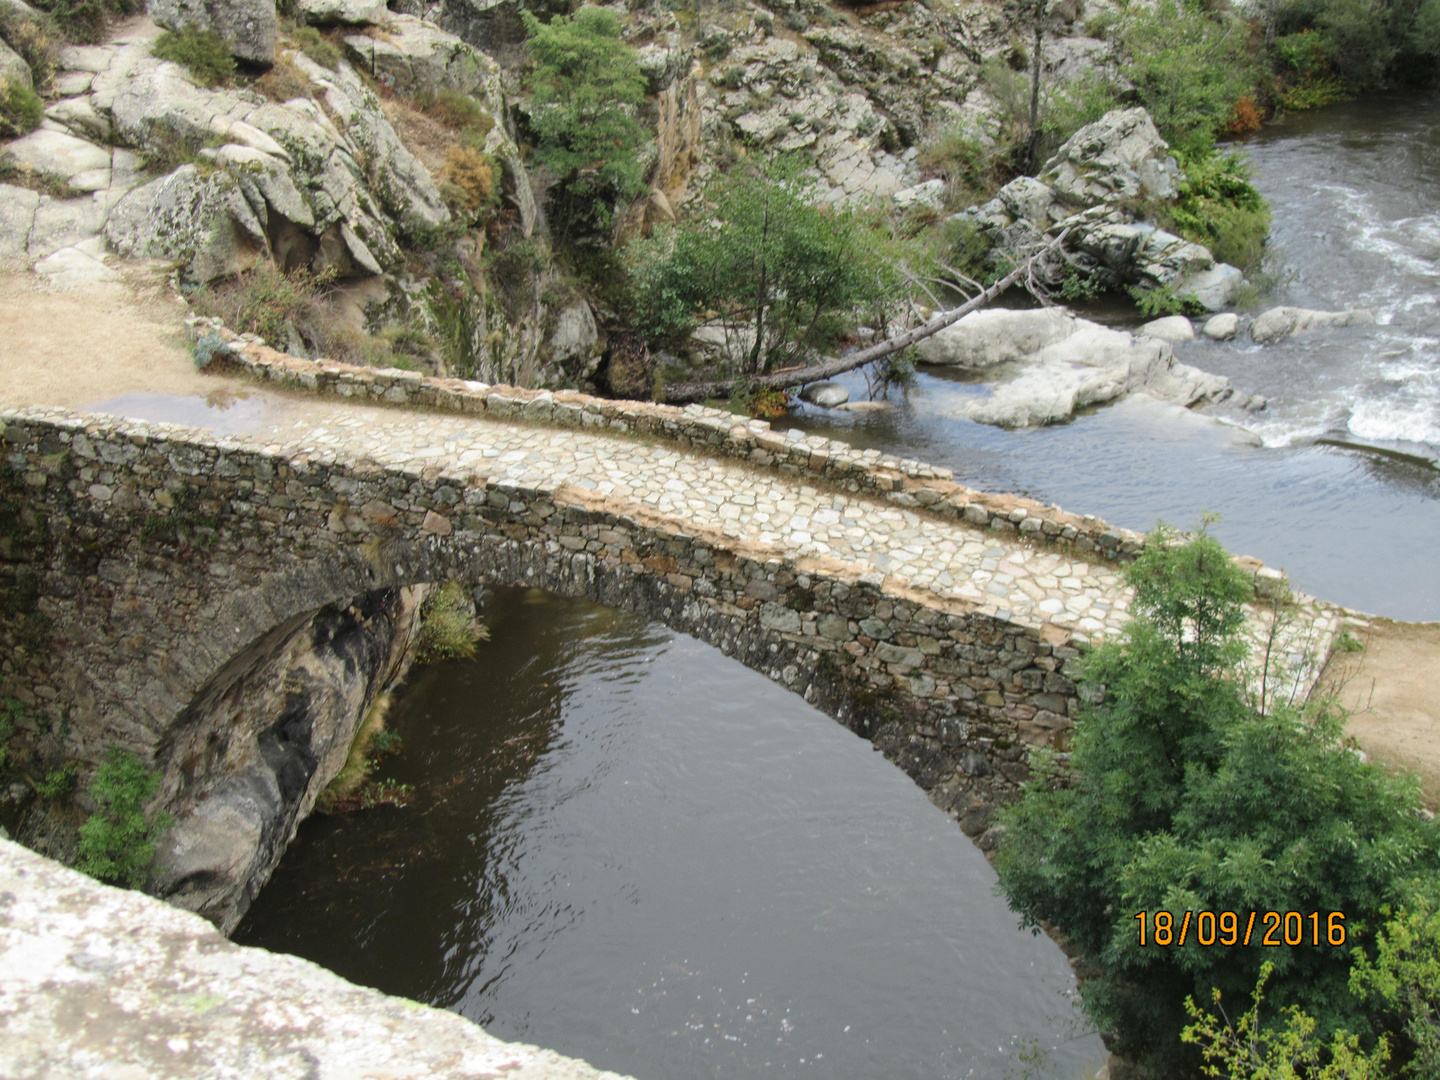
xmin=236 ymin=588 xmax=1102 ymax=1079
xmin=233 ymin=97 xmax=1437 ymax=1080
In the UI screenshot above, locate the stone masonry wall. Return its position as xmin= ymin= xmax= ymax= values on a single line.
xmin=1 ymin=404 xmax=1099 ymax=872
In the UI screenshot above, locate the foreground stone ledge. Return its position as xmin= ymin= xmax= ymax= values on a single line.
xmin=0 ymin=837 xmax=634 ymax=1080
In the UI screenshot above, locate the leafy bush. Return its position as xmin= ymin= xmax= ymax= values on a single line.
xmin=995 ymin=527 xmax=1440 ymax=1078
xmin=623 ymin=160 xmax=899 ymax=375
xmin=414 ymin=581 xmax=488 ymax=663
xmin=1262 ymin=0 xmax=1440 ymax=91
xmin=75 ymin=748 xmax=172 ymax=888
xmin=916 ymin=128 xmax=1003 ymax=207
xmin=1163 ymin=148 xmax=1273 ymax=271
xmin=522 ymin=6 xmax=651 ymax=238
xmin=0 ymin=78 xmax=44 ymax=139
xmin=1115 ymin=0 xmax=1265 ymax=154
xmin=151 ymin=26 xmax=236 ymax=88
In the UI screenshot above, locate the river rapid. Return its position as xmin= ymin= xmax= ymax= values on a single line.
xmin=228 ymin=98 xmax=1437 ymax=1080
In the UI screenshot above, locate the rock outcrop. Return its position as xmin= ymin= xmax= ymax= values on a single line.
xmin=954 ymin=108 xmax=1245 ymax=311
xmin=918 ymin=307 xmax=1241 ymax=427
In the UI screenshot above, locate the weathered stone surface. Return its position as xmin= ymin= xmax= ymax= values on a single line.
xmin=954 ymin=317 xmax=1233 ymax=427
xmin=437 ymin=0 xmax=525 ymax=52
xmin=105 ymin=165 xmax=264 ymax=283
xmin=893 ymin=178 xmax=945 ymax=210
xmin=0 ymin=837 xmax=636 ymax=1080
xmin=1249 ymin=306 xmax=1377 ymax=345
xmin=1138 ymin=315 xmax=1194 ymax=343
xmin=297 ymin=0 xmax=386 ymax=24
xmin=0 ymin=33 xmax=31 ymax=90
xmin=31 ymin=242 xmax=118 ymax=286
xmin=1203 ymin=312 xmax=1239 ymax=341
xmin=146 ymin=0 xmax=277 ymax=65
xmin=1043 ymin=107 xmax=1182 ymax=207
xmin=343 ymin=12 xmax=499 ymax=97
xmin=799 ymin=381 xmax=850 ymax=407
xmin=2 ymin=127 xmax=109 ymax=181
xmin=0 ymin=183 xmax=39 ymax=257
xmin=916 ymin=307 xmax=1075 ymax=369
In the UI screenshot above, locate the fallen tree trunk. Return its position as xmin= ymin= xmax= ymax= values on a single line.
xmin=660 ymin=260 xmax=1030 ymax=404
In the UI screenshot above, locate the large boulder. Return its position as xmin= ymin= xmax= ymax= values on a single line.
xmin=947 ymin=311 xmax=1237 ymax=428
xmin=1249 ymin=306 xmax=1376 ymax=345
xmin=146 ymin=0 xmax=278 ymax=66
xmin=436 ymin=0 xmax=526 ymax=53
xmin=1042 ymin=107 xmax=1182 ymax=208
xmin=105 ymin=164 xmax=265 ymax=283
xmin=916 ymin=307 xmax=1076 ymax=368
xmin=342 ymin=12 xmax=501 ymax=98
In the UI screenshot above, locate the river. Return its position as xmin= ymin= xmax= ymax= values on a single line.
xmin=223 ymin=97 xmax=1436 ymax=1079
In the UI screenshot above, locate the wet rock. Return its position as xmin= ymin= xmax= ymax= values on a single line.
xmin=1138 ymin=315 xmax=1194 ymax=343
xmin=147 ymin=0 xmax=277 ymax=65
xmin=799 ymin=381 xmax=850 ymax=408
xmin=1249 ymin=306 xmax=1377 ymax=345
xmin=1202 ymin=312 xmax=1239 ymax=341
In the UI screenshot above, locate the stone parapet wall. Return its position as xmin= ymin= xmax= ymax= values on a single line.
xmin=225 ymin=342 xmax=1151 ymax=560
xmin=0 ymin=837 xmax=636 ymax=1080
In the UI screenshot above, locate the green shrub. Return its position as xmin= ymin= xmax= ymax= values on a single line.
xmin=288 ymin=23 xmax=340 ymax=69
xmin=523 ymin=6 xmax=651 ymax=238
xmin=0 ymin=78 xmax=44 ymax=139
xmin=151 ymin=26 xmax=236 ymax=88
xmin=35 ymin=763 xmax=77 ymax=799
xmin=75 ymin=748 xmax=172 ymax=889
xmin=414 ymin=581 xmax=488 ymax=663
xmin=995 ymin=526 xmax=1440 ymax=1078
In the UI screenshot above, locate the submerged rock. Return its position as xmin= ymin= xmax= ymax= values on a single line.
xmin=1249 ymin=306 xmax=1377 ymax=345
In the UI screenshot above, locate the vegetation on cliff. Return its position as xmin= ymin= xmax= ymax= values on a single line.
xmin=994 ymin=530 xmax=1440 ymax=1077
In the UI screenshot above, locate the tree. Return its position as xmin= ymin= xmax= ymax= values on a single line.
xmin=522 ymin=6 xmax=651 ymax=239
xmin=994 ymin=526 xmax=1440 ymax=1078
xmin=624 ymin=160 xmax=900 ymax=378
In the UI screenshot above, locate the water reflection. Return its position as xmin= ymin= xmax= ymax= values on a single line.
xmin=82 ymin=390 xmax=279 ymax=434
xmin=237 ymin=587 xmax=1103 ymax=1080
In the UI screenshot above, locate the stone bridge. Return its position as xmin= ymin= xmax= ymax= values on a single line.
xmin=0 ymin=346 xmax=1343 ymax=935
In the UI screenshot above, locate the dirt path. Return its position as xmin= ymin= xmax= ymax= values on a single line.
xmin=1331 ymin=619 xmax=1440 ymax=810
xmin=0 ymin=263 xmax=316 ymax=428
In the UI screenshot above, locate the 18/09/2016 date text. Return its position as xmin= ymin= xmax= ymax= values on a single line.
xmin=1134 ymin=911 xmax=1348 ymax=947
